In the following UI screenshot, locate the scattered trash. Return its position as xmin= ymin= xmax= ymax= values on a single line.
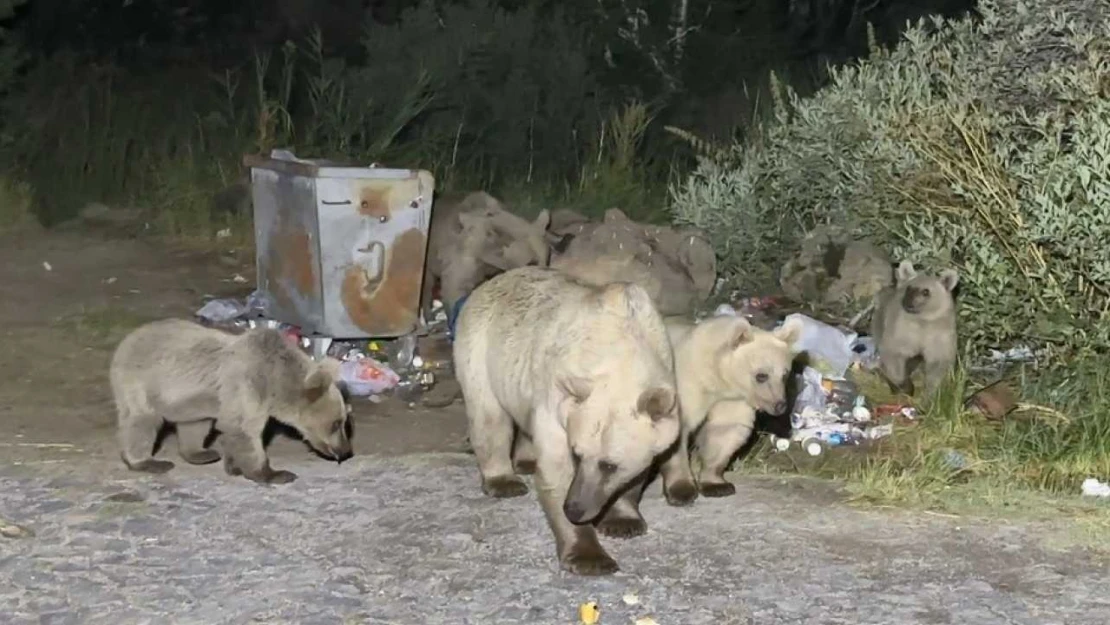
xmin=448 ymin=293 xmax=470 ymax=340
xmin=964 ymin=380 xmax=1018 ymax=421
xmin=713 ymin=303 xmax=738 ymax=317
xmin=105 ymin=276 xmax=117 ymax=285
xmin=987 ymin=345 xmax=1035 ymax=365
xmin=874 ymin=404 xmax=917 ymax=420
xmin=849 ymin=336 xmax=879 ymax=370
xmin=195 ymin=298 xmax=250 ymax=324
xmin=634 ymin=617 xmax=659 ymax=625
xmin=776 ymin=366 xmax=896 ymax=455
xmin=867 ymin=423 xmax=894 ymax=439
xmin=1081 ymin=478 xmax=1110 ymax=498
xmin=941 ymin=449 xmax=970 ymax=471
xmin=216 ymin=228 xmax=232 ymax=239
xmin=578 ymin=600 xmax=600 ymax=625
xmin=42 ymin=261 xmax=52 ymax=272
xmin=339 ymin=357 xmax=401 ymax=397
xmin=783 ymin=313 xmax=857 ymax=378
xmin=231 ymin=273 xmax=248 ymax=284
xmin=389 ymin=333 xmax=418 ymax=371
xmin=622 ymin=593 xmax=641 ymax=606
xmin=245 ymin=290 xmax=272 ymax=316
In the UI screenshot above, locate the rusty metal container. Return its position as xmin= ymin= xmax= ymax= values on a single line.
xmin=244 ymin=150 xmax=435 ymax=339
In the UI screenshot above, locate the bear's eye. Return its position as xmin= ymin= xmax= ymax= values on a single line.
xmin=755 ymin=373 xmax=769 ymax=383
xmin=598 ymin=460 xmax=618 ymax=475
xmin=921 ymin=288 xmax=930 ymax=297
xmin=330 ymin=420 xmax=344 ymax=434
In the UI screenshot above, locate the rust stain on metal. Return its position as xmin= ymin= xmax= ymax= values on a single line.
xmin=359 ymin=184 xmax=393 ymax=220
xmin=267 ymin=222 xmax=319 ymax=306
xmin=341 ymin=228 xmax=426 ymax=334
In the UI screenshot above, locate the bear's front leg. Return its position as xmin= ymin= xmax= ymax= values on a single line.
xmin=533 ymin=434 xmax=619 ymax=576
xmin=658 ymin=430 xmax=698 ymax=506
xmin=218 ymin=428 xmax=297 ymax=485
xmin=595 ymin=474 xmax=649 ymax=539
xmin=694 ymin=401 xmax=756 ymax=498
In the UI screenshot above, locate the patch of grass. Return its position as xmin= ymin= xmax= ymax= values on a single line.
xmin=55 ymin=305 xmax=155 ymax=348
xmin=735 ymin=355 xmax=1110 ymax=526
xmin=498 ymin=101 xmax=674 ymax=224
xmin=0 ymin=174 xmax=36 ymax=234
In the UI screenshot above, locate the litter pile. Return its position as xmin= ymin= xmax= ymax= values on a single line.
xmin=714 ymin=302 xmax=915 ymax=457
xmin=194 ymin=292 xmax=452 ymax=404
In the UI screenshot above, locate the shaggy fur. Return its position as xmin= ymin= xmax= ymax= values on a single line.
xmin=453 ymin=267 xmax=680 ymax=576
xmin=871 ymin=260 xmax=959 ymax=396
xmin=109 ymin=319 xmax=352 ymax=484
xmin=659 ymin=314 xmax=803 ymax=501
xmin=420 ymin=191 xmax=551 ymax=320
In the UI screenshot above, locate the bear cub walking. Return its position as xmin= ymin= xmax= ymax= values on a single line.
xmin=110 ymin=319 xmax=353 ymax=484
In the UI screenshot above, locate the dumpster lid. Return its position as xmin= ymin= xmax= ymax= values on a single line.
xmin=243 ymin=149 xmax=424 ymax=181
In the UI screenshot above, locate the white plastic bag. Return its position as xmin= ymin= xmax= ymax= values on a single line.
xmin=783 ymin=313 xmax=857 ymax=378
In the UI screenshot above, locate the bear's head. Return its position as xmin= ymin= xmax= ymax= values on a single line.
xmin=459 ymin=206 xmax=553 ymax=272
xmin=895 ymin=260 xmax=959 ymax=321
xmin=711 ymin=315 xmax=804 ymax=416
xmin=291 ymin=357 xmax=354 ymax=464
xmin=556 ymin=282 xmax=681 ymax=525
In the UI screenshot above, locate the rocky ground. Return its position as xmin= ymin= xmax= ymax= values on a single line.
xmin=1 ymin=229 xmax=1107 ymax=625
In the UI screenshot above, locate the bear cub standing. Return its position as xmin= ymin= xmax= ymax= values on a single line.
xmin=871 ymin=260 xmax=960 ymax=396
xmin=109 ymin=319 xmax=353 ymax=484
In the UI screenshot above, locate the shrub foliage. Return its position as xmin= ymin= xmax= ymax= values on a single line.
xmin=671 ymin=0 xmax=1110 ymax=359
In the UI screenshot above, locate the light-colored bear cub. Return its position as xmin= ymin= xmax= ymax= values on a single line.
xmin=871 ymin=260 xmax=959 ymax=396
xmin=109 ymin=319 xmax=353 ymax=484
xmin=453 ymin=266 xmax=680 ymax=576
xmin=659 ymin=314 xmax=803 ymax=501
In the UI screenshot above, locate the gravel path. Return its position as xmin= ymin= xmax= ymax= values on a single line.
xmin=2 ymin=453 xmax=1107 ymax=625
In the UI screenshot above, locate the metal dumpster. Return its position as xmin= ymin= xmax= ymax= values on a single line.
xmin=244 ymin=150 xmax=435 ymax=340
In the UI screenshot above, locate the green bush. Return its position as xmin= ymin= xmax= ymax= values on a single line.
xmin=670 ymin=0 xmax=1110 ymax=360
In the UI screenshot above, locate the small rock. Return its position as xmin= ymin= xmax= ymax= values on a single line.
xmin=0 ymin=519 xmax=34 ymax=539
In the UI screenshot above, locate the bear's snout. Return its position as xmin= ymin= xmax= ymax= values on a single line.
xmin=563 ymin=498 xmax=590 ymax=524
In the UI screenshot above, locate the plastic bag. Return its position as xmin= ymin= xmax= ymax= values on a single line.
xmin=339 ymin=357 xmax=401 ymax=396
xmin=782 ymin=313 xmax=857 ymax=378
xmin=792 ymin=366 xmax=828 ymax=417
xmin=195 ymin=298 xmax=248 ymax=323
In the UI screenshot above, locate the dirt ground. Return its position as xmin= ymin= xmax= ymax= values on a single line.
xmin=1 ymin=229 xmax=1108 ymax=625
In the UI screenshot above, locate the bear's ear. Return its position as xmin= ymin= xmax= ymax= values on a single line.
xmin=317 ymin=356 xmax=343 ymax=380
xmin=773 ymin=316 xmax=804 ymax=346
xmin=723 ymin=316 xmax=754 ymax=351
xmin=939 ymin=268 xmax=960 ymax=292
xmin=533 ymin=208 xmax=551 ymax=232
xmin=599 ymin=282 xmax=655 ymax=319
xmin=302 ymin=365 xmax=333 ymax=403
xmin=895 ymin=260 xmax=917 ymax=284
xmin=637 ymin=387 xmax=676 ymax=422
xmin=557 ymin=375 xmax=593 ymax=404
